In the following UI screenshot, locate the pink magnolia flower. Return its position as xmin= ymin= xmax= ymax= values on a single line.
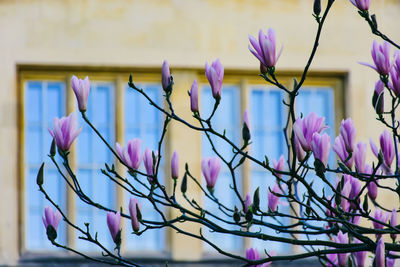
xmin=293 ymin=112 xmax=327 ymax=151
xmin=334 ymin=231 xmax=349 ymax=267
xmin=339 ymin=118 xmax=356 ymax=153
xmin=353 ymin=239 xmax=367 ymax=267
xmin=129 ymin=198 xmax=141 ymax=233
xmin=294 ymin=135 xmax=306 ymax=161
xmin=205 ymin=59 xmax=224 ymax=99
xmin=42 ymin=206 xmax=62 ymax=231
xmin=268 ymin=184 xmax=284 ymax=212
xmin=190 ymin=80 xmax=199 ymax=112
xmin=201 ymin=157 xmax=221 ymax=191
xmin=143 ymin=148 xmax=158 ymax=178
xmin=365 ymin=164 xmax=378 ymax=200
xmin=333 ymin=135 xmax=353 ymax=169
xmin=161 ymin=60 xmax=171 ymax=91
xmin=248 ymin=28 xmax=283 ymax=68
xmin=272 ymin=155 xmax=285 ymax=179
xmin=116 ymin=138 xmax=142 ymax=170
xmin=380 ymin=130 xmax=395 ymax=173
xmin=106 ymin=211 xmax=121 ymax=243
xmin=360 ymin=40 xmax=391 ymax=76
xmin=390 ymin=208 xmax=397 ymax=241
xmin=340 ymin=179 xmax=352 ymax=212
xmin=350 ymin=0 xmax=370 ymax=11
xmin=373 ymin=80 xmax=385 ymax=114
xmin=171 ymin=150 xmax=179 ymax=179
xmin=71 ymin=75 xmax=90 ymax=112
xmin=354 ymin=142 xmax=367 ymax=173
xmin=311 ymin=133 xmax=331 ymax=167
xmin=326 ymin=253 xmax=338 ymax=267
xmin=373 ymin=209 xmax=390 ymax=239
xmin=245 ymin=248 xmax=273 ymax=267
xmin=244 ymin=193 xmax=252 ymax=212
xmin=48 ymin=113 xmax=82 ymax=151
xmin=390 ymin=52 xmax=400 ymax=96
xmin=375 ymin=238 xmax=385 ymax=267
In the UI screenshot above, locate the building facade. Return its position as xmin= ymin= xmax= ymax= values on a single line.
xmin=1 ymin=0 xmax=400 ymax=265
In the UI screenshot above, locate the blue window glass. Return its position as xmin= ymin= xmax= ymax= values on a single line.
xmin=201 ymin=85 xmax=242 ymax=253
xmin=76 ymin=82 xmax=116 ymax=251
xmin=25 ymin=81 xmax=67 ymax=250
xmin=124 ymin=83 xmax=165 ymax=251
xmin=249 ymin=88 xmax=289 ymax=253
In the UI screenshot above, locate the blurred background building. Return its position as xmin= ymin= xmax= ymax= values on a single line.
xmin=1 ymin=0 xmax=400 ymax=266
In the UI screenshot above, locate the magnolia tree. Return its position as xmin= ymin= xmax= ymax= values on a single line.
xmin=37 ymin=0 xmax=400 ymax=266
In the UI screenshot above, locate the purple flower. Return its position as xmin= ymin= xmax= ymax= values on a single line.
xmin=248 ymin=28 xmax=283 ymax=68
xmin=360 ymin=40 xmax=391 ymax=76
xmin=380 ymin=129 xmax=395 ymax=173
xmin=333 ymin=135 xmax=353 ymax=169
xmin=293 ymin=112 xmax=327 ymax=151
xmin=161 ymin=60 xmax=171 ymax=91
xmin=311 ymin=133 xmax=331 ymax=167
xmin=201 ymin=157 xmax=221 ymax=191
xmin=143 ymin=148 xmax=158 ymax=179
xmin=387 ymin=255 xmax=396 ymax=267
xmin=116 ymin=138 xmax=142 ymax=170
xmin=375 ymin=238 xmax=385 ymax=267
xmin=268 ymin=184 xmax=283 ymax=212
xmin=190 ymin=80 xmax=199 ymax=112
xmin=390 ymin=52 xmax=400 ymax=96
xmin=245 ymin=248 xmax=272 ymax=267
xmin=244 ymin=193 xmax=252 ymax=212
xmin=340 ymin=179 xmax=352 ymax=212
xmin=353 ymin=239 xmax=367 ymax=267
xmin=272 ymin=155 xmax=285 ymax=179
xmin=106 ymin=211 xmax=121 ymax=243
xmin=350 ymin=0 xmax=370 ymax=11
xmin=390 ymin=208 xmax=397 ymax=241
xmin=339 ymin=118 xmax=356 ymax=153
xmin=370 ymin=138 xmax=379 ymax=158
xmin=129 ymin=198 xmax=141 ymax=233
xmin=48 ymin=113 xmax=82 ymax=152
xmin=326 ymin=253 xmax=338 ymax=267
xmin=373 ymin=209 xmax=389 ymax=239
xmin=354 ymin=142 xmax=367 ymax=173
xmin=365 ymin=164 xmax=378 ymax=200
xmin=205 ymin=59 xmax=224 ymax=99
xmin=42 ymin=206 xmax=62 ymax=232
xmin=71 ymin=75 xmax=90 ymax=112
xmin=294 ymin=135 xmax=306 ymax=161
xmin=373 ymin=80 xmax=385 ymax=114
xmin=333 ymin=231 xmax=349 ymax=267
xmin=171 ymin=150 xmax=179 ymax=179
xmin=344 ymin=175 xmax=361 ymax=210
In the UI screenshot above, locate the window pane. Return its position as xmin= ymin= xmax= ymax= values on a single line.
xmin=25 ymin=81 xmax=67 ymax=250
xmin=76 ymin=82 xmax=115 ymax=251
xmin=124 ymin=83 xmax=165 ymax=251
xmin=202 ymin=85 xmax=242 ymax=253
xmin=249 ymin=88 xmax=290 ymax=253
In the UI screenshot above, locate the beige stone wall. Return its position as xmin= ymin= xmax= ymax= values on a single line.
xmin=1 ymin=0 xmax=400 ymax=264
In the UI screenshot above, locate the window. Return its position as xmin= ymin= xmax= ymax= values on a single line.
xmin=20 ymin=68 xmax=344 ymax=258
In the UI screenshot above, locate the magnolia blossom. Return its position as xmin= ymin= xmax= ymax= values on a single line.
xmin=353 ymin=239 xmax=367 ymax=267
xmin=354 ymin=142 xmax=367 ymax=173
xmin=129 ymin=198 xmax=141 ymax=233
xmin=190 ymin=80 xmax=199 ymax=112
xmin=375 ymin=238 xmax=385 ymax=267
xmin=350 ymin=0 xmax=370 ymax=11
xmin=201 ymin=157 xmax=221 ymax=190
xmin=311 ymin=133 xmax=331 ymax=167
xmin=171 ymin=150 xmax=179 ymax=179
xmin=373 ymin=209 xmax=390 ymax=239
xmin=248 ymin=28 xmax=282 ymax=68
xmin=48 ymin=113 xmax=82 ymax=151
xmin=106 ymin=211 xmax=121 ymax=243
xmin=373 ymin=80 xmax=385 ymax=114
xmin=116 ymin=138 xmax=142 ymax=170
xmin=293 ymin=112 xmax=327 ymax=151
xmin=205 ymin=59 xmax=224 ymax=99
xmin=272 ymin=155 xmax=285 ymax=179
xmin=326 ymin=253 xmax=338 ymax=267
xmin=340 ymin=179 xmax=352 ymax=212
xmin=334 ymin=231 xmax=349 ymax=267
xmin=380 ymin=130 xmax=395 ymax=173
xmin=244 ymin=193 xmax=252 ymax=213
xmin=390 ymin=208 xmax=398 ymax=241
xmin=143 ymin=148 xmax=158 ymax=178
xmin=360 ymin=40 xmax=391 ymax=76
xmin=268 ymin=184 xmax=283 ymax=212
xmin=333 ymin=135 xmax=353 ymax=169
xmin=245 ymin=248 xmax=272 ymax=267
xmin=390 ymin=52 xmax=400 ymax=96
xmin=42 ymin=206 xmax=62 ymax=232
xmin=294 ymin=135 xmax=306 ymax=161
xmin=161 ymin=60 xmax=171 ymax=91
xmin=365 ymin=164 xmax=378 ymax=200
xmin=339 ymin=118 xmax=356 ymax=153
xmin=71 ymin=75 xmax=90 ymax=112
